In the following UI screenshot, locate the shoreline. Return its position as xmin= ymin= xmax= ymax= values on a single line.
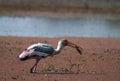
xmin=1 ymin=35 xmax=120 ymax=39
xmin=0 ymin=36 xmax=120 ymax=49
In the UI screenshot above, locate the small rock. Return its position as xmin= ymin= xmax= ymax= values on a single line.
xmin=44 ymin=74 xmax=48 ymax=77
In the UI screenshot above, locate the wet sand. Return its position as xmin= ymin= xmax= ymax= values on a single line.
xmin=0 ymin=36 xmax=120 ymax=81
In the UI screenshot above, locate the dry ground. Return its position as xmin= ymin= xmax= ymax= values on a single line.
xmin=0 ymin=36 xmax=120 ymax=81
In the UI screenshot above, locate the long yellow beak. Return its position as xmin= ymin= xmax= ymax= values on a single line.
xmin=67 ymin=41 xmax=83 ymax=55
xmin=67 ymin=41 xmax=78 ymax=48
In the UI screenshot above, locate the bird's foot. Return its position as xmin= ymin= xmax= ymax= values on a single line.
xmin=30 ymin=67 xmax=36 ymax=73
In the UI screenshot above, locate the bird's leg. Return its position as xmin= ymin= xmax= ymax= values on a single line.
xmin=30 ymin=58 xmax=40 ymax=73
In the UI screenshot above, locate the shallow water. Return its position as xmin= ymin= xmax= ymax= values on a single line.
xmin=0 ymin=16 xmax=120 ymax=38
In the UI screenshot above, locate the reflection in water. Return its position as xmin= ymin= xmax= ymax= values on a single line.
xmin=0 ymin=16 xmax=120 ymax=38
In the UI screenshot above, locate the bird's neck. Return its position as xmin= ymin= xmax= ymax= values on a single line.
xmin=54 ymin=42 xmax=64 ymax=54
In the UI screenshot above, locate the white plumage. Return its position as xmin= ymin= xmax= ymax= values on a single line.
xmin=18 ymin=39 xmax=83 ymax=73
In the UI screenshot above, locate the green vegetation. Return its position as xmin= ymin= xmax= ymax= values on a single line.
xmin=42 ymin=63 xmax=81 ymax=73
xmin=42 ymin=65 xmax=70 ymax=73
xmin=42 ymin=65 xmax=57 ymax=72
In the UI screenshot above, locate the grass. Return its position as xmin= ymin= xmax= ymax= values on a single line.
xmin=42 ymin=65 xmax=70 ymax=73
xmin=41 ymin=63 xmax=81 ymax=73
xmin=42 ymin=65 xmax=57 ymax=73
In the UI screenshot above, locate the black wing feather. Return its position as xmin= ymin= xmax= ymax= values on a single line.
xmin=33 ymin=45 xmax=54 ymax=54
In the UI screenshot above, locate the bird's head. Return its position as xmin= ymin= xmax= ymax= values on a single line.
xmin=18 ymin=49 xmax=34 ymax=61
xmin=59 ymin=39 xmax=83 ymax=55
xmin=59 ymin=39 xmax=68 ymax=46
xmin=60 ymin=39 xmax=77 ymax=47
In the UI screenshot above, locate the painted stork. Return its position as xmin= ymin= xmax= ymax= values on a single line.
xmin=18 ymin=39 xmax=83 ymax=73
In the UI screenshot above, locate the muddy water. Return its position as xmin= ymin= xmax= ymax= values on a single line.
xmin=0 ymin=16 xmax=120 ymax=38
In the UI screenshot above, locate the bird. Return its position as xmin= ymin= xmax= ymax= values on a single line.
xmin=18 ymin=39 xmax=83 ymax=73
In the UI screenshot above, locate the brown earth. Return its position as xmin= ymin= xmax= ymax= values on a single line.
xmin=0 ymin=6 xmax=120 ymax=17
xmin=0 ymin=1 xmax=120 ymax=18
xmin=0 ymin=36 xmax=120 ymax=81
xmin=0 ymin=1 xmax=120 ymax=17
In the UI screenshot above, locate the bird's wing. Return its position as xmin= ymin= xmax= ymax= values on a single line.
xmin=27 ymin=43 xmax=54 ymax=55
xmin=27 ymin=43 xmax=42 ymax=50
xmin=30 ymin=51 xmax=50 ymax=58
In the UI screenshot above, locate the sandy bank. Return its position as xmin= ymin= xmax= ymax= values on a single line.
xmin=0 ymin=36 xmax=120 ymax=81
